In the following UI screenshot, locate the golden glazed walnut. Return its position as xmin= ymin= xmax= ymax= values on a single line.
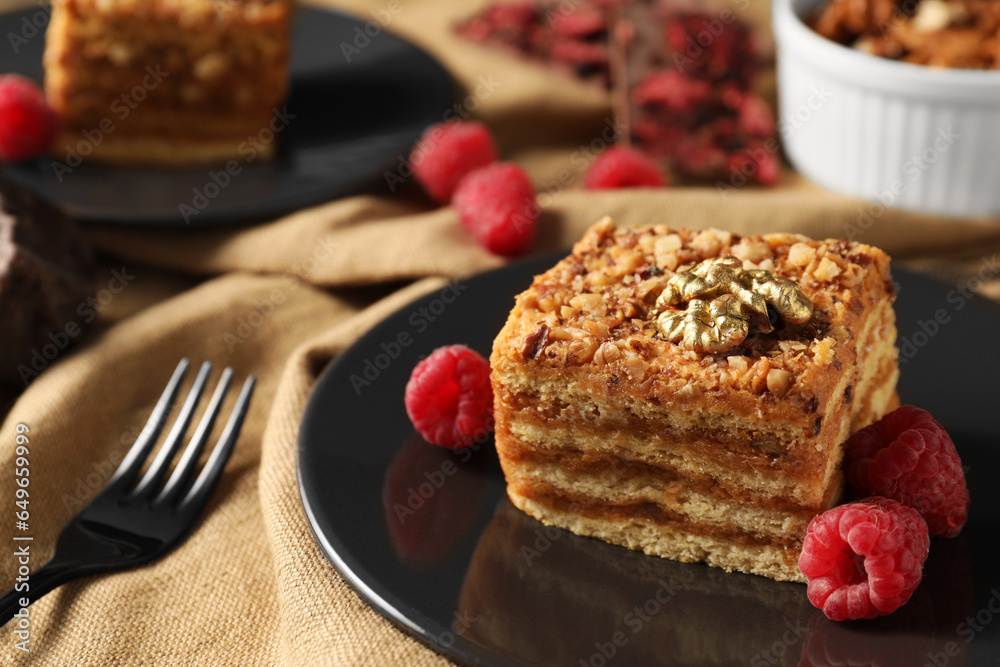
xmin=653 ymin=256 xmax=814 ymax=353
xmin=812 ymin=0 xmax=1000 ymax=69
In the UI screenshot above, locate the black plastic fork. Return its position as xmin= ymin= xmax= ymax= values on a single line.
xmin=0 ymin=359 xmax=255 ymax=627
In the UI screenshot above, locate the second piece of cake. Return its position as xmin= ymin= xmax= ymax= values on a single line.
xmin=44 ymin=0 xmax=292 ymax=166
xmin=490 ymin=218 xmax=899 ymax=582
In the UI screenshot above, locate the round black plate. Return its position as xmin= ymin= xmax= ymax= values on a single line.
xmin=0 ymin=7 xmax=453 ymax=225
xmin=298 ymin=254 xmax=1000 ymax=667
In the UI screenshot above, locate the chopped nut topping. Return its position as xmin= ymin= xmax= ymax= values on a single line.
xmin=522 ymin=324 xmax=552 ymax=360
xmin=814 ymin=256 xmax=842 ymax=282
xmin=569 ymin=293 xmax=607 ymax=317
xmin=654 ymin=234 xmax=683 ymax=270
xmin=727 ymin=355 xmax=750 ymax=374
xmin=788 ymin=243 xmax=817 ymax=267
xmin=766 ymin=368 xmax=794 ymax=398
xmin=500 ymin=219 xmax=892 ymax=403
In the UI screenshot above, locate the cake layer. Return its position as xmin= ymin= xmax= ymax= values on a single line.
xmin=510 ymin=489 xmax=807 ymax=582
xmin=501 ymin=447 xmax=838 ymax=542
xmin=498 ymin=432 xmax=839 ymax=519
xmin=51 ymin=132 xmax=275 ymax=166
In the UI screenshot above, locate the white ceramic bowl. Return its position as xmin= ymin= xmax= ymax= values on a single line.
xmin=773 ymin=0 xmax=1000 ymax=218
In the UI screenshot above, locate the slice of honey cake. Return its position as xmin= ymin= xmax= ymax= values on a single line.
xmin=44 ymin=0 xmax=292 ymax=166
xmin=490 ymin=218 xmax=899 ymax=582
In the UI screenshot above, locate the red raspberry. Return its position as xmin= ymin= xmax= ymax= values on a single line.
xmin=411 ymin=121 xmax=498 ymax=205
xmin=799 ymin=497 xmax=930 ymax=621
xmin=0 ymin=75 xmax=56 ymax=162
xmin=404 ymin=345 xmax=494 ymax=450
xmin=584 ymin=146 xmax=667 ymax=190
xmin=453 ymin=162 xmax=538 ymax=257
xmin=845 ymin=406 xmax=969 ymax=538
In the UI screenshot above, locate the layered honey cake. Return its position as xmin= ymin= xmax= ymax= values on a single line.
xmin=44 ymin=0 xmax=292 ymax=166
xmin=490 ymin=218 xmax=899 ymax=582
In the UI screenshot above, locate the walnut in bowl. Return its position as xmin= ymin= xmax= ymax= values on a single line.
xmin=774 ymin=0 xmax=1000 ymax=217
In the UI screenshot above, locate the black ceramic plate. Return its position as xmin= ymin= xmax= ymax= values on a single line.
xmin=0 ymin=7 xmax=453 ymax=225
xmin=298 ymin=254 xmax=1000 ymax=667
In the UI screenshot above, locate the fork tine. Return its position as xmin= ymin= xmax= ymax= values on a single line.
xmin=154 ymin=368 xmax=235 ymax=507
xmin=130 ymin=361 xmax=213 ymax=500
xmin=178 ymin=375 xmax=255 ymax=509
xmin=104 ymin=359 xmax=190 ymax=495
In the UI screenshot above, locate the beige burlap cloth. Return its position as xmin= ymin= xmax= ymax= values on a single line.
xmin=2 ymin=0 xmax=1000 ymax=664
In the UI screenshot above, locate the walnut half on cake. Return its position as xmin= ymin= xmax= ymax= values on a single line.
xmin=490 ymin=218 xmax=899 ymax=582
xmin=44 ymin=0 xmax=292 ymax=166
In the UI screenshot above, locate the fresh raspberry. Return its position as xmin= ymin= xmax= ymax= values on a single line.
xmin=845 ymin=406 xmax=969 ymax=538
xmin=799 ymin=497 xmax=930 ymax=621
xmin=411 ymin=121 xmax=498 ymax=205
xmin=584 ymin=146 xmax=667 ymax=190
xmin=405 ymin=345 xmax=494 ymax=449
xmin=0 ymin=75 xmax=56 ymax=162
xmin=453 ymin=162 xmax=538 ymax=257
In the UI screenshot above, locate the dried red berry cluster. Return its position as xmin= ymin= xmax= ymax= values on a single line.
xmin=627 ymin=12 xmax=779 ymax=185
xmin=455 ymin=1 xmax=612 ymax=87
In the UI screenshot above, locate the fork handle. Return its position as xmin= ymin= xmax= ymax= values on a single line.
xmin=0 ymin=559 xmax=80 ymax=628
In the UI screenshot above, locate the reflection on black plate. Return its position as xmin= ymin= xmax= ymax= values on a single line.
xmin=298 ymin=254 xmax=1000 ymax=666
xmin=0 ymin=7 xmax=453 ymax=225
